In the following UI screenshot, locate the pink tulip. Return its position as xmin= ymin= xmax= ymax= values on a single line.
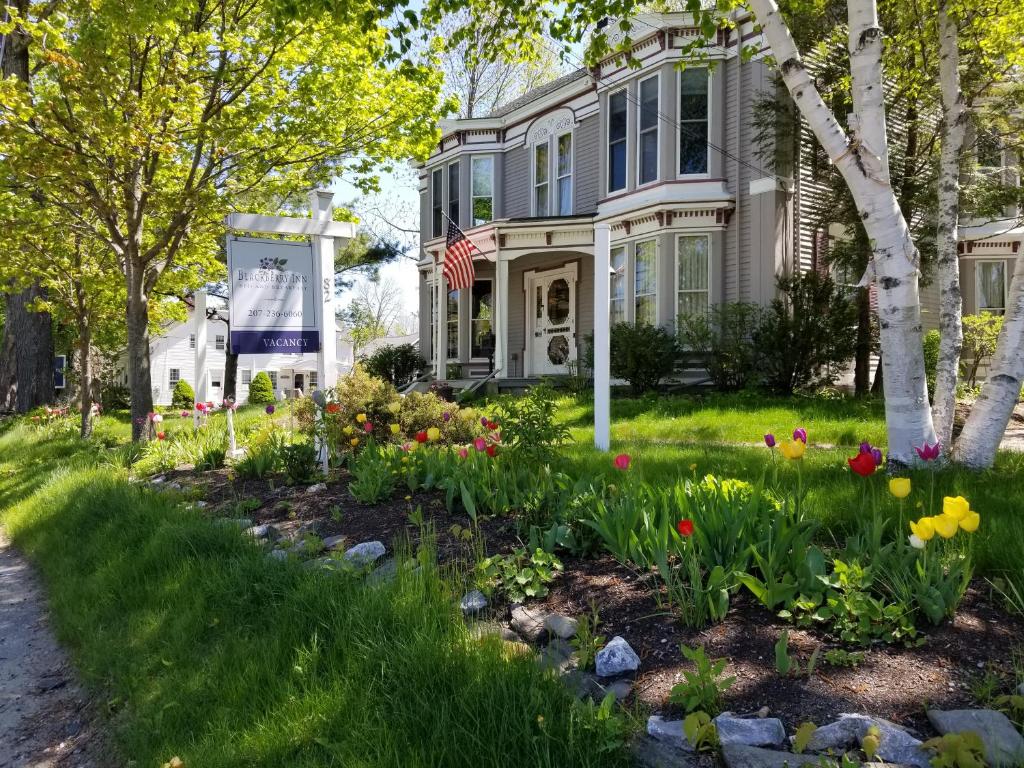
xmin=458 ymin=447 xmax=469 ymax=459
xmin=473 ymin=437 xmax=487 ymax=452
xmin=915 ymin=441 xmax=941 ymax=461
xmin=613 ymin=453 xmax=631 ymax=471
xmin=363 ymin=422 xmax=374 ymax=433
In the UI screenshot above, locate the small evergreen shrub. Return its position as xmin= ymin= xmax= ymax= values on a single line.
xmin=171 ymin=379 xmax=196 ymax=410
xmin=361 ymin=343 xmax=425 ymax=388
xmin=247 ymin=371 xmax=276 ymax=404
xmin=678 ymin=303 xmax=764 ymax=391
xmin=922 ymin=330 xmax=940 ymax=398
xmin=609 ymin=322 xmax=679 ymax=395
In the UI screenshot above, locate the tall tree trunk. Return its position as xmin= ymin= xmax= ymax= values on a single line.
xmin=871 ymin=355 xmax=884 ymax=395
xmin=224 ymin=331 xmax=238 ymax=402
xmin=126 ymin=263 xmax=154 ymax=441
xmin=78 ymin=321 xmax=92 ymax=439
xmin=749 ymin=0 xmax=936 ymax=464
xmin=0 ymin=0 xmax=54 ymax=414
xmin=854 ymin=286 xmax=872 ymax=395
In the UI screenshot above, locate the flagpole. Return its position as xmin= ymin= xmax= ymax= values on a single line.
xmin=440 ymin=209 xmax=494 ymax=263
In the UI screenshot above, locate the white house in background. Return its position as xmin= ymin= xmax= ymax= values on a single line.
xmin=116 ymin=300 xmax=355 ymax=406
xmin=358 ymin=332 xmax=420 ymax=359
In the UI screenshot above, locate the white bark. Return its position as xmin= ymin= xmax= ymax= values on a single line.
xmin=847 ymin=0 xmax=890 ymax=181
xmin=748 ymin=0 xmax=937 ymax=464
xmin=952 ymin=250 xmax=1024 ymax=467
xmin=932 ymin=3 xmax=967 ymax=448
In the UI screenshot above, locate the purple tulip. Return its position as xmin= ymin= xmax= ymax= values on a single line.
xmin=443 ymin=411 xmax=451 ymax=423
xmin=480 ymin=416 xmax=488 ymax=427
xmin=793 ymin=427 xmax=807 ymax=444
xmin=915 ymin=441 xmax=941 ymax=461
xmin=859 ymin=441 xmax=872 ymax=454
xmin=265 ymin=404 xmax=275 ymax=415
xmin=871 ymin=447 xmax=883 ymax=466
xmin=764 ymin=433 xmax=776 ymax=448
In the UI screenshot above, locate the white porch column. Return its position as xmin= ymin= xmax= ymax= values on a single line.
xmin=436 ymin=264 xmax=448 ymax=381
xmin=309 ymin=189 xmax=337 ymax=393
xmin=593 ymin=223 xmax=611 ymax=451
xmin=194 ymin=289 xmax=208 ymax=404
xmin=495 ymin=245 xmax=508 ymax=378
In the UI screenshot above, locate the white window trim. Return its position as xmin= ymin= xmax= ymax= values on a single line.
xmin=169 ymin=368 xmax=181 ymax=387
xmin=636 ymin=73 xmax=661 ymax=188
xmin=308 ymin=371 xmax=319 ymax=390
xmin=470 ymin=278 xmax=495 ymax=361
xmin=427 ymin=275 xmax=462 ymax=363
xmin=447 ymin=160 xmax=460 ymax=228
xmin=607 ymin=88 xmax=629 ymax=194
xmin=633 ymin=238 xmax=660 ymax=326
xmin=431 ymin=167 xmax=444 ymax=238
xmin=556 ymin=130 xmax=574 ymax=216
xmin=266 ymin=370 xmax=279 ymax=391
xmin=470 ymin=155 xmax=494 ymax=227
xmin=532 ymin=141 xmax=550 ymax=217
xmin=188 ymin=333 xmax=196 ymax=350
xmin=674 ymin=233 xmax=712 ymax=320
xmin=975 ymin=259 xmax=1007 ymax=314
xmin=241 ymin=369 xmax=253 ymax=386
xmin=214 ymin=334 xmax=226 ymax=351
xmin=676 ymin=67 xmax=712 ymax=179
xmin=609 ymin=245 xmax=628 ymax=325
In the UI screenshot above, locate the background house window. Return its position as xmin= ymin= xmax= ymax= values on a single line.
xmin=215 ymin=334 xmax=225 ymax=350
xmin=676 ymin=235 xmax=710 ymax=318
xmin=211 ymin=371 xmax=223 ymax=389
xmin=471 ymin=280 xmax=493 ymax=358
xmin=534 ymin=142 xmax=549 ymax=216
xmin=634 ymin=239 xmax=657 ymax=326
xmin=169 ymin=368 xmax=181 ymax=387
xmin=610 ymin=246 xmax=626 ymax=324
xmin=448 ymin=161 xmax=460 ymax=226
xmin=471 ymin=156 xmax=493 ymax=225
xmin=447 ymin=289 xmax=459 ymax=359
xmin=241 ymin=369 xmax=252 ymax=386
xmin=638 ymin=75 xmax=659 ymax=185
xmin=557 ymin=133 xmax=573 ymax=215
xmin=679 ymin=68 xmax=709 ymax=175
xmin=977 ymin=261 xmax=1006 ymax=314
xmin=308 ymin=371 xmax=318 ymax=389
xmin=267 ymin=370 xmax=278 ymax=390
xmin=608 ymin=90 xmax=628 ymax=193
xmin=188 ymin=333 xmax=196 ymax=349
xmin=431 ymin=168 xmax=443 ymax=237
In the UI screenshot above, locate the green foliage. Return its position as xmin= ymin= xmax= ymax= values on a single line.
xmin=669 ymin=645 xmax=735 ymax=716
xmin=774 ymin=629 xmax=820 ymax=679
xmin=753 ymin=272 xmax=858 ymax=395
xmin=494 ymin=385 xmax=571 ymax=464
xmin=823 ymin=649 xmax=865 ymax=668
xmin=236 ymin=430 xmax=283 ymax=479
xmin=792 ymin=723 xmax=818 ymax=754
xmin=609 ymin=322 xmax=679 ymax=396
xmin=683 ymin=712 xmax=719 ymax=752
xmin=281 ymin=442 xmax=321 ymax=484
xmin=961 ymin=313 xmax=1004 ymax=389
xmin=348 ymin=441 xmax=398 ymax=503
xmin=361 ymin=343 xmax=425 ymax=388
xmin=247 ymin=372 xmax=276 ymax=405
xmin=476 ymin=548 xmax=563 ymax=603
xmin=678 ymin=303 xmax=765 ymax=391
xmin=396 ymin=391 xmax=478 ymax=445
xmin=570 ymin=603 xmax=606 ymax=672
xmin=922 ymin=732 xmax=987 ymax=768
xmin=101 ymin=383 xmax=131 ymax=411
xmin=923 ymin=330 xmax=941 ymax=398
xmin=171 ymin=379 xmax=196 ymax=410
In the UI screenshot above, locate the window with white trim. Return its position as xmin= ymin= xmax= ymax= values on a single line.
xmin=447 ymin=289 xmax=459 ymax=359
xmin=676 ymin=235 xmax=710 ymax=318
xmin=215 ymin=334 xmax=225 ymax=351
xmin=431 ymin=168 xmax=443 ymax=238
xmin=634 ymin=239 xmax=657 ymax=326
xmin=448 ymin=161 xmax=460 ymax=227
xmin=471 ymin=280 xmax=493 ymax=358
xmin=977 ymin=260 xmax=1006 ymax=315
xmin=608 ymin=90 xmax=628 ymax=193
xmin=556 ymin=132 xmax=573 ymax=215
xmin=471 ymin=156 xmax=493 ymax=225
xmin=534 ymin=142 xmax=549 ymax=216
xmin=169 ymin=368 xmax=181 ymax=387
xmin=610 ymin=246 xmax=627 ymax=325
xmin=308 ymin=371 xmax=318 ymax=390
xmin=188 ymin=333 xmax=196 ymax=349
xmin=267 ymin=371 xmax=278 ymax=391
xmin=211 ymin=371 xmax=223 ymax=389
xmin=679 ymin=68 xmax=709 ymax=175
xmin=241 ymin=369 xmax=252 ymax=386
xmin=638 ymin=75 xmax=659 ymax=185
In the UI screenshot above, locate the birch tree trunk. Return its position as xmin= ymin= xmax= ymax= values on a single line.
xmin=932 ymin=2 xmax=968 ymax=448
xmin=748 ymin=0 xmax=937 ymax=464
xmin=952 ymin=250 xmax=1024 ymax=467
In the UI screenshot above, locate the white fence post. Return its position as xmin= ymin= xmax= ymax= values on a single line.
xmin=309 ymin=189 xmax=336 ymax=475
xmin=593 ymin=223 xmax=611 ymax=452
xmin=194 ymin=290 xmax=208 ymax=404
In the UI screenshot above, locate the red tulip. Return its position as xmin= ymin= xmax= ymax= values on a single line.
xmin=156 ymin=432 xmax=166 ymax=441
xmin=363 ymin=422 xmax=374 ymax=433
xmin=848 ymin=451 xmax=876 ymax=477
xmin=415 ymin=430 xmax=428 ymax=443
xmin=677 ymin=519 xmax=694 ymax=537
xmin=326 ymin=403 xmax=340 ymax=414
xmin=613 ymin=453 xmax=631 ymax=471
xmin=486 ymin=445 xmax=496 ymax=457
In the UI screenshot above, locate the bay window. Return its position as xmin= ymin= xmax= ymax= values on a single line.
xmin=471 ymin=156 xmax=493 ymax=225
xmin=679 ymin=68 xmax=709 ymax=175
xmin=676 ymin=235 xmax=710 ymax=318
xmin=634 ymin=239 xmax=657 ymax=326
xmin=557 ymin=132 xmax=573 ymax=215
xmin=448 ymin=161 xmax=460 ymax=227
xmin=638 ymin=75 xmax=659 ymax=185
xmin=610 ymin=246 xmax=626 ymax=324
xmin=608 ymin=90 xmax=628 ymax=193
xmin=431 ymin=168 xmax=443 ymax=237
xmin=471 ymin=280 xmax=494 ymax=358
xmin=447 ymin=289 xmax=460 ymax=359
xmin=977 ymin=261 xmax=1006 ymax=315
xmin=534 ymin=142 xmax=549 ymax=216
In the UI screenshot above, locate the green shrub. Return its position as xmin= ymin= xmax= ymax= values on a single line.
xmin=361 ymin=343 xmax=425 ymax=388
xmin=236 ymin=429 xmax=283 ymax=479
xmin=494 ymin=384 xmax=570 ymax=464
xmin=923 ymin=329 xmax=940 ymax=398
xmin=678 ymin=303 xmax=764 ymax=391
xmin=668 ymin=645 xmax=735 ymax=715
xmin=609 ymin=322 xmax=678 ymax=395
xmin=348 ymin=441 xmax=398 ymax=503
xmin=247 ymin=371 xmax=276 ymax=404
xmin=397 ymin=391 xmax=478 ymax=445
xmin=171 ymin=379 xmax=196 ymax=410
xmin=101 ymin=383 xmax=130 ymax=411
xmin=281 ymin=441 xmax=321 ymax=484
xmin=961 ymin=313 xmax=1003 ymax=388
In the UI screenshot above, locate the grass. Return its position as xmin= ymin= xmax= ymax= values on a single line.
xmin=0 ymin=422 xmax=631 ymax=767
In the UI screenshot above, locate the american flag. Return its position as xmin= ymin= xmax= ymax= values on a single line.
xmin=443 ymin=217 xmax=477 ymax=290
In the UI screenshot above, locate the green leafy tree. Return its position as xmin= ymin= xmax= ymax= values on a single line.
xmin=171 ymin=379 xmax=196 ymax=411
xmin=247 ymin=371 xmax=276 ymax=405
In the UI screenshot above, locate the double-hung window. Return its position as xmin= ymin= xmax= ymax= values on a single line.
xmin=471 ymin=156 xmax=493 ymax=225
xmin=267 ymin=371 xmax=278 ymax=391
xmin=448 ymin=162 xmax=460 ymax=227
xmin=608 ymin=90 xmax=628 ymax=193
xmin=471 ymin=280 xmax=493 ymax=358
xmin=188 ymin=333 xmax=196 ymax=350
xmin=638 ymin=75 xmax=659 ymax=185
xmin=447 ymin=289 xmax=460 ymax=359
xmin=634 ymin=240 xmax=657 ymax=326
xmin=169 ymin=368 xmax=181 ymax=387
xmin=534 ymin=142 xmax=549 ymax=216
xmin=556 ymin=133 xmax=573 ymax=215
xmin=610 ymin=246 xmax=627 ymax=325
xmin=308 ymin=371 xmax=318 ymax=390
xmin=214 ymin=334 xmax=225 ymax=351
xmin=431 ymin=168 xmax=443 ymax=238
xmin=241 ymin=369 xmax=252 ymax=386
xmin=977 ymin=261 xmax=1006 ymax=315
xmin=676 ymin=235 xmax=710 ymax=318
xmin=679 ymin=68 xmax=709 ymax=175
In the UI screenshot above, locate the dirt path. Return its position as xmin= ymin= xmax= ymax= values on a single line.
xmin=0 ymin=531 xmax=109 ymax=768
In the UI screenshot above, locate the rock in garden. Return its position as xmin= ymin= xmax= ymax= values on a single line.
xmin=544 ymin=614 xmax=578 ymax=640
xmin=510 ymin=605 xmax=548 ymax=643
xmin=151 ymin=476 xmax=165 ymax=484
xmin=927 ymin=709 xmax=1024 ymax=767
xmin=321 ymin=534 xmax=346 ymax=551
xmin=605 ymin=679 xmax=633 ymax=701
xmin=714 ymin=713 xmax=787 ymax=747
xmin=175 ymin=464 xmax=195 ymax=472
xmin=342 ymin=540 xmax=385 ymax=567
xmin=365 ymin=558 xmax=398 ymax=587
xmin=217 ymin=517 xmax=253 ymax=529
xmin=1018 ymin=682 xmax=1024 ymax=697
xmin=803 ymin=714 xmax=929 ymax=768
xmin=722 ymin=744 xmax=832 ymax=768
xmin=595 ymin=636 xmax=640 ymax=677
xmin=267 ymin=549 xmax=288 ymax=561
xmin=536 ymin=639 xmax=574 ymax=673
xmin=291 ymin=537 xmax=323 ymax=557
xmin=646 ymin=716 xmax=692 ymax=751
xmin=460 ymin=590 xmax=488 ymax=615
xmin=563 ymin=670 xmax=605 ymax=701
xmin=245 ymin=524 xmax=280 ymax=541
xmin=306 ymin=483 xmax=326 ymax=494
xmin=632 ymin=734 xmax=701 ymax=768
xmin=194 ymin=500 xmax=207 ymax=509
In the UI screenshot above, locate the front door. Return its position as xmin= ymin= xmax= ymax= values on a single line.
xmin=527 ymin=266 xmax=577 ymax=376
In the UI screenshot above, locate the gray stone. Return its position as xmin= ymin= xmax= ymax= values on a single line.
xmin=715 ymin=713 xmax=787 ymax=747
xmin=322 ymin=534 xmax=347 ymax=551
xmin=722 ymin=744 xmax=835 ymax=768
xmin=1018 ymin=682 xmax=1024 ymax=697
xmin=604 ymin=679 xmax=633 ymax=701
xmin=296 ymin=520 xmax=324 ymax=537
xmin=217 ymin=517 xmax=253 ymax=529
xmin=245 ymin=524 xmax=280 ymax=541
xmin=291 ymin=537 xmax=323 ymax=557
xmin=460 ymin=590 xmax=488 ymax=615
xmin=595 ymin=636 xmax=640 ymax=677
xmin=343 ymin=540 xmax=385 ymax=567
xmin=175 ymin=464 xmax=195 ymax=472
xmin=563 ymin=670 xmax=606 ymax=701
xmin=803 ymin=714 xmax=929 ymax=768
xmin=646 ymin=716 xmax=692 ymax=751
xmin=928 ymin=709 xmax=1024 ymax=767
xmin=365 ymin=558 xmax=398 ymax=587
xmin=632 ymin=735 xmax=701 ymax=768
xmin=267 ymin=549 xmax=288 ymax=562
xmin=536 ymin=639 xmax=574 ymax=673
xmin=544 ymin=614 xmax=578 ymax=640
xmin=167 ymin=482 xmax=183 ymax=491
xmin=307 ymin=483 xmax=326 ymax=494
xmin=194 ymin=500 xmax=207 ymax=509
xmin=510 ymin=605 xmax=548 ymax=643
xmin=151 ymin=475 xmax=165 ymax=484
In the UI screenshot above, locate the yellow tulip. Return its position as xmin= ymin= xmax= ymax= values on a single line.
xmin=408 ymin=441 xmax=418 ymax=452
xmin=909 ymin=517 xmax=935 ymax=542
xmin=932 ymin=513 xmax=959 ymax=539
xmin=350 ymin=437 xmax=360 ymax=447
xmin=942 ymin=496 xmax=970 ymax=521
xmin=390 ymin=423 xmax=401 ymax=435
xmin=401 ymin=456 xmax=409 ymax=464
xmin=343 ymin=426 xmax=354 ymax=436
xmin=387 ymin=402 xmax=401 ymax=415
xmin=356 ymin=413 xmax=367 ymax=423
xmin=779 ymin=440 xmax=806 ymax=460
xmin=427 ymin=426 xmax=441 ymax=441
xmin=959 ymin=510 xmax=980 ymax=533
xmin=689 ymin=463 xmax=697 ymax=471
xmin=888 ymin=478 xmax=911 ymax=499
